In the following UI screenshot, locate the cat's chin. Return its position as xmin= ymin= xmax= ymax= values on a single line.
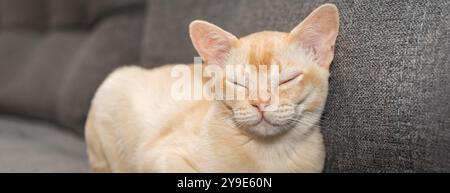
xmin=244 ymin=120 xmax=291 ymax=137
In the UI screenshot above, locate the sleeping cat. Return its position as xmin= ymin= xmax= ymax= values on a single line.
xmin=85 ymin=4 xmax=339 ymax=172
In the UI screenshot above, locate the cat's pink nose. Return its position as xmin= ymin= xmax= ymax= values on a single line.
xmin=256 ymin=103 xmax=269 ymax=112
xmin=250 ymin=92 xmax=271 ymax=111
xmin=251 ymin=102 xmax=270 ymax=112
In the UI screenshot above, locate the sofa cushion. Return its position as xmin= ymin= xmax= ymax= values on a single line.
xmin=0 ymin=1 xmax=145 ymax=134
xmin=0 ymin=0 xmax=46 ymax=30
xmin=0 ymin=31 xmax=43 ymax=85
xmin=0 ymin=32 xmax=87 ymax=122
xmin=56 ymin=13 xmax=144 ymax=133
xmin=0 ymin=0 xmax=146 ymax=30
xmin=142 ymin=0 xmax=450 ymax=172
xmin=0 ymin=115 xmax=88 ymax=172
xmin=87 ymin=0 xmax=146 ymax=24
xmin=48 ymin=0 xmax=88 ymax=29
xmin=143 ymin=0 xmax=238 ymax=67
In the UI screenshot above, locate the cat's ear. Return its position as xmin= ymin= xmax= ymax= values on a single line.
xmin=288 ymin=4 xmax=339 ymax=69
xmin=189 ymin=20 xmax=238 ymax=66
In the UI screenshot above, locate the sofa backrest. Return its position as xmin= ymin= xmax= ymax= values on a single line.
xmin=0 ymin=0 xmax=145 ymax=30
xmin=0 ymin=0 xmax=146 ymax=133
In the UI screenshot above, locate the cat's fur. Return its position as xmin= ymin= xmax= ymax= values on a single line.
xmin=85 ymin=4 xmax=339 ymax=172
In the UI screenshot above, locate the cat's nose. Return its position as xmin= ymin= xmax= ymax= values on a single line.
xmin=250 ymin=96 xmax=271 ymax=112
xmin=252 ymin=103 xmax=270 ymax=112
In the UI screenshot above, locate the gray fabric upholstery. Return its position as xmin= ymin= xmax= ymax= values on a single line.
xmin=48 ymin=0 xmax=88 ymax=28
xmin=57 ymin=13 xmax=144 ymax=132
xmin=0 ymin=0 xmax=46 ymax=30
xmin=87 ymin=0 xmax=145 ymax=23
xmin=0 ymin=32 xmax=42 ymax=85
xmin=0 ymin=0 xmax=145 ymax=30
xmin=0 ymin=32 xmax=86 ymax=122
xmin=0 ymin=0 xmax=448 ymax=172
xmin=321 ymin=0 xmax=450 ymax=173
xmin=0 ymin=0 xmax=145 ymax=134
xmin=0 ymin=0 xmax=145 ymax=172
xmin=0 ymin=115 xmax=88 ymax=172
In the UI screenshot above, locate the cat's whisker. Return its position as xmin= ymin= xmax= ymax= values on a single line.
xmin=287 ymin=118 xmax=321 ymax=128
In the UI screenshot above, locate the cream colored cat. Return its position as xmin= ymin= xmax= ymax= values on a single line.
xmin=85 ymin=4 xmax=339 ymax=172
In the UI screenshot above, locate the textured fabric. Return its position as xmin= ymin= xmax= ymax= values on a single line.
xmin=0 ymin=32 xmax=86 ymax=122
xmin=0 ymin=32 xmax=42 ymax=85
xmin=56 ymin=13 xmax=144 ymax=133
xmin=0 ymin=0 xmax=145 ymax=30
xmin=0 ymin=115 xmax=88 ymax=172
xmin=0 ymin=0 xmax=46 ymax=30
xmin=87 ymin=0 xmax=145 ymax=24
xmin=142 ymin=0 xmax=450 ymax=172
xmin=321 ymin=0 xmax=450 ymax=173
xmin=0 ymin=1 xmax=145 ymax=134
xmin=143 ymin=0 xmax=239 ymax=67
xmin=0 ymin=0 xmax=145 ymax=172
xmin=47 ymin=0 xmax=88 ymax=29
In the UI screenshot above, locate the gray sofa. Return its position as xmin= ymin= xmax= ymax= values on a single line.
xmin=0 ymin=0 xmax=448 ymax=172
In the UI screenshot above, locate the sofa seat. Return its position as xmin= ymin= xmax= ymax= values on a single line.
xmin=0 ymin=115 xmax=88 ymax=172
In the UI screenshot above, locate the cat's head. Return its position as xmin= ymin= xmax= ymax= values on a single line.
xmin=189 ymin=4 xmax=339 ymax=137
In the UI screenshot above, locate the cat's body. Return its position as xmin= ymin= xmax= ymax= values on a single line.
xmin=86 ymin=64 xmax=325 ymax=172
xmin=85 ymin=4 xmax=339 ymax=172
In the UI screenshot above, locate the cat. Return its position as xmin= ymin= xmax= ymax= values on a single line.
xmin=85 ymin=4 xmax=339 ymax=172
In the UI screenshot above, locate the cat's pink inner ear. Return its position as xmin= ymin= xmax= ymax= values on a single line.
xmin=189 ymin=20 xmax=238 ymax=66
xmin=288 ymin=4 xmax=339 ymax=69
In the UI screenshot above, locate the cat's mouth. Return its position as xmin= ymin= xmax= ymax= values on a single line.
xmin=255 ymin=114 xmax=277 ymax=127
xmin=238 ymin=113 xmax=294 ymax=137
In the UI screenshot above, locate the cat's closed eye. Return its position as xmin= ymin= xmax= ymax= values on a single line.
xmin=280 ymin=72 xmax=303 ymax=86
xmin=232 ymin=81 xmax=246 ymax=88
xmin=227 ymin=79 xmax=247 ymax=88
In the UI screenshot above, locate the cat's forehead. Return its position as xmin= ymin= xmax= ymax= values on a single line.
xmin=227 ymin=31 xmax=314 ymax=72
xmin=238 ymin=31 xmax=287 ymax=65
xmin=235 ymin=31 xmax=301 ymax=70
